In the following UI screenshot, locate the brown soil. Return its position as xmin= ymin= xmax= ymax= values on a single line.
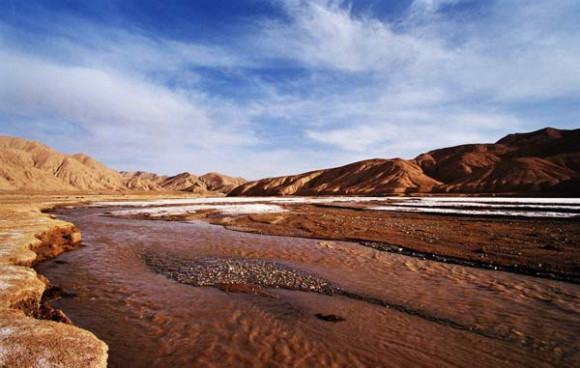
xmin=9 ymin=226 xmax=83 ymax=324
xmin=32 ymin=226 xmax=82 ymax=264
xmin=211 ymin=205 xmax=580 ymax=282
xmin=0 ymin=194 xmax=110 ymax=368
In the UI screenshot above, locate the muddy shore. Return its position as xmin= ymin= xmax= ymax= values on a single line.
xmin=0 ymin=193 xmax=202 ymax=367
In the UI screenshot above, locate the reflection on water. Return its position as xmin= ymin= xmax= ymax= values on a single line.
xmin=36 ymin=207 xmax=580 ymax=368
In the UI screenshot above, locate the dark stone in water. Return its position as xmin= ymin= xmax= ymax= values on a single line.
xmin=541 ymin=245 xmax=561 ymax=251
xmin=315 ymin=313 xmax=345 ymax=322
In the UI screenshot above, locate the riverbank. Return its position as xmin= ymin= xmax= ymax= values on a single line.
xmin=0 ymin=193 xmax=201 ymax=367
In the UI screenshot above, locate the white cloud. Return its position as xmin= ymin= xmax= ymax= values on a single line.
xmin=260 ymin=0 xmax=580 ymax=101
xmin=252 ymin=0 xmax=579 ymax=156
xmin=305 ymin=109 xmax=522 ymax=155
xmin=0 ymin=50 xmax=257 ymax=163
xmin=261 ymin=0 xmax=445 ymax=73
xmin=0 ymin=0 xmax=578 ymax=179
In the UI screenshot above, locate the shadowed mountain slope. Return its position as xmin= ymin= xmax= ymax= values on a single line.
xmin=200 ymin=172 xmax=247 ymax=193
xmin=231 ymin=159 xmax=441 ymax=196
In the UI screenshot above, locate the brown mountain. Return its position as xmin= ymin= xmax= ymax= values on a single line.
xmin=0 ymin=137 xmax=126 ymax=192
xmin=0 ymin=136 xmax=243 ymax=194
xmin=230 ymin=127 xmax=580 ymax=196
xmin=200 ymin=172 xmax=247 ymax=193
xmin=121 ymin=171 xmax=245 ymax=194
xmin=418 ymin=127 xmax=580 ymax=194
xmin=230 ymin=159 xmax=441 ymax=196
xmin=121 ymin=171 xmax=168 ymax=191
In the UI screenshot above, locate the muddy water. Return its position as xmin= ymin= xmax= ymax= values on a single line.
xmin=37 ymin=207 xmax=580 ymax=368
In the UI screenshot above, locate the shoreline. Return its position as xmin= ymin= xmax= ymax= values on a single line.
xmin=0 ymin=198 xmax=108 ymax=367
xmin=0 ymin=193 xmax=201 ymax=367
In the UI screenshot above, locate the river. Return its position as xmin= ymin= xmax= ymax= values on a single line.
xmin=36 ymin=206 xmax=580 ymax=367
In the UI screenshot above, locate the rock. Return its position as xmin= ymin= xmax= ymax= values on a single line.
xmin=314 ymin=313 xmax=346 ymax=322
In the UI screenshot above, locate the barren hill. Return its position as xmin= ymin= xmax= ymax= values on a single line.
xmin=230 ymin=159 xmax=441 ymax=196
xmin=200 ymin=172 xmax=247 ymax=193
xmin=0 ymin=137 xmax=126 ymax=192
xmin=121 ymin=171 xmax=245 ymax=194
xmin=230 ymin=127 xmax=580 ymax=196
xmin=0 ymin=136 xmax=243 ymax=194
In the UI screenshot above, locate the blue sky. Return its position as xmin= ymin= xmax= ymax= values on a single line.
xmin=1 ymin=0 xmax=579 ymax=179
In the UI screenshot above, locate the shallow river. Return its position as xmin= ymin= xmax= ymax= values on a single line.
xmin=36 ymin=207 xmax=580 ymax=367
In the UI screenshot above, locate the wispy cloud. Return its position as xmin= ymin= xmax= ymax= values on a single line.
xmin=0 ymin=0 xmax=578 ymax=178
xmin=0 ymin=49 xmax=257 ymax=150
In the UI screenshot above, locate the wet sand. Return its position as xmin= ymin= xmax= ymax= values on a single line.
xmin=36 ymin=206 xmax=580 ymax=367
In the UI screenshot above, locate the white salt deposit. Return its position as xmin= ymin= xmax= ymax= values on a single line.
xmin=111 ymin=204 xmax=286 ymax=218
xmin=393 ymin=197 xmax=580 ymax=205
xmin=92 ymin=196 xmax=390 ymax=208
xmin=0 ymin=328 xmax=13 ymax=338
xmin=97 ymin=196 xmax=580 ymax=219
xmin=372 ymin=205 xmax=580 ymax=218
xmin=390 ymin=201 xmax=579 ymax=211
xmin=374 ymin=197 xmax=580 ymax=218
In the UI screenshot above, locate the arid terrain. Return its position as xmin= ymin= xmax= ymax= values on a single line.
xmin=0 ymin=128 xmax=579 ymax=367
xmin=2 ymin=127 xmax=579 ymax=198
xmin=213 ymin=203 xmax=580 ymax=282
xmin=0 ymin=193 xmax=204 ymax=367
xmin=0 ymin=136 xmax=245 ymax=194
xmin=231 ymin=127 xmax=580 ymax=196
xmin=2 ymin=0 xmax=579 ymax=365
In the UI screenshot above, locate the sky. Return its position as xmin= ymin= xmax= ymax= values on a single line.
xmin=0 ymin=0 xmax=579 ymax=179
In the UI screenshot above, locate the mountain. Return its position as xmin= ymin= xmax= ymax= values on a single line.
xmin=200 ymin=172 xmax=247 ymax=193
xmin=0 ymin=136 xmax=243 ymax=194
xmin=121 ymin=171 xmax=168 ymax=191
xmin=0 ymin=137 xmax=126 ymax=192
xmin=121 ymin=171 xmax=245 ymax=194
xmin=3 ymin=128 xmax=577 ymax=196
xmin=230 ymin=159 xmax=440 ymax=196
xmin=417 ymin=127 xmax=580 ymax=194
xmin=230 ymin=127 xmax=580 ymax=196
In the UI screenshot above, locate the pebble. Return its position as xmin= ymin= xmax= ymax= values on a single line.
xmin=143 ymin=254 xmax=335 ymax=295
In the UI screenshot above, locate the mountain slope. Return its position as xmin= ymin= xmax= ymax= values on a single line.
xmin=231 ymin=127 xmax=580 ymax=196
xmin=0 ymin=137 xmax=126 ymax=191
xmin=121 ymin=171 xmax=244 ymax=194
xmin=200 ymin=172 xmax=247 ymax=193
xmin=0 ymin=136 xmax=244 ymax=194
xmin=230 ymin=158 xmax=442 ymax=196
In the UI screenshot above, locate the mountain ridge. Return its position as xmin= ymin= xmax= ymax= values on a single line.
xmin=0 ymin=136 xmax=244 ymax=194
xmin=230 ymin=127 xmax=580 ymax=196
xmin=2 ymin=127 xmax=578 ymax=196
